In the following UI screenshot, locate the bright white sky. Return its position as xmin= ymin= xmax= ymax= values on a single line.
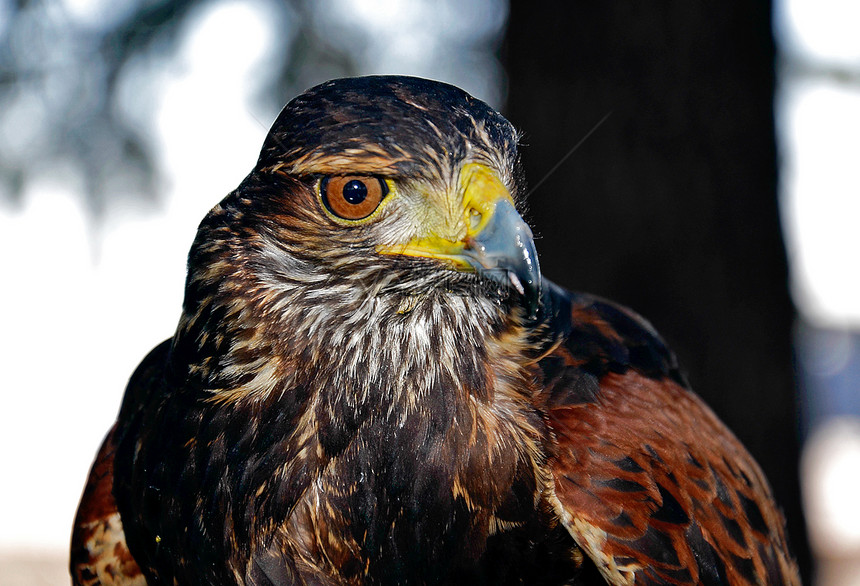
xmin=0 ymin=0 xmax=856 ymax=555
xmin=776 ymin=0 xmax=860 ymax=327
xmin=779 ymin=83 xmax=860 ymax=326
xmin=776 ymin=0 xmax=860 ymax=556
xmin=778 ymin=0 xmax=860 ymax=64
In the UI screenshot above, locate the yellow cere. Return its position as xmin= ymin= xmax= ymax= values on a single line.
xmin=377 ymin=163 xmax=513 ymax=268
xmin=459 ymin=163 xmax=515 ymax=238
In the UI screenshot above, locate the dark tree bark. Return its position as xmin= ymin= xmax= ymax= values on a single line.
xmin=503 ymin=1 xmax=810 ymax=579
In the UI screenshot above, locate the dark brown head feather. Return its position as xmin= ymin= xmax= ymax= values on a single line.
xmin=258 ymin=75 xmax=520 ymax=183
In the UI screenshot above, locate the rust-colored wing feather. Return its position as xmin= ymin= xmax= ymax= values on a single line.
xmin=70 ymin=425 xmax=146 ymax=585
xmin=536 ymin=285 xmax=800 ymax=585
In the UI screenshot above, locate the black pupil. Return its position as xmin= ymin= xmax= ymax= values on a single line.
xmin=342 ymin=180 xmax=368 ymax=204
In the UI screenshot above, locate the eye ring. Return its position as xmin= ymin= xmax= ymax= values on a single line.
xmin=320 ymin=176 xmax=389 ymax=221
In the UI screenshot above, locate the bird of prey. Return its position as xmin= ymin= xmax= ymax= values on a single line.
xmin=71 ymin=75 xmax=800 ymax=585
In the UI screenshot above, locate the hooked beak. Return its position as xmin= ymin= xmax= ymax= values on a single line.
xmin=460 ymin=197 xmax=541 ymax=317
xmin=378 ymin=163 xmax=541 ymax=318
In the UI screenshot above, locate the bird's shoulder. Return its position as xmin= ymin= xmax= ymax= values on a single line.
xmin=115 ymin=338 xmax=174 ymax=428
xmin=534 ymin=281 xmax=687 ymax=395
xmin=533 ymin=281 xmax=799 ymax=585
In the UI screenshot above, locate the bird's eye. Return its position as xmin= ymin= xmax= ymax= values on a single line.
xmin=320 ymin=176 xmax=388 ymax=221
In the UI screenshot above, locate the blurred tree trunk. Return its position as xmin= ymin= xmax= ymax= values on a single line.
xmin=503 ymin=1 xmax=809 ymax=579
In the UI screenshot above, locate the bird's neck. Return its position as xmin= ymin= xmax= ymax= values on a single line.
xmin=291 ymin=290 xmax=511 ymax=400
xmin=276 ymin=289 xmax=552 ymax=577
xmin=170 ymin=266 xmax=554 ymax=578
xmin=178 ymin=257 xmax=519 ymax=396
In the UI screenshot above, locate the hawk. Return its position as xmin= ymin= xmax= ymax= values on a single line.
xmin=71 ymin=76 xmax=799 ymax=585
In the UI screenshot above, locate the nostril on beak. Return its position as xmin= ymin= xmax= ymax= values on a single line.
xmin=468 ymin=207 xmax=483 ymax=233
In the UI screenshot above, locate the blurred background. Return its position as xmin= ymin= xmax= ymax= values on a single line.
xmin=0 ymin=0 xmax=857 ymax=583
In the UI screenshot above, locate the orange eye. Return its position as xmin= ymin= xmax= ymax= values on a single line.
xmin=321 ymin=176 xmax=388 ymax=220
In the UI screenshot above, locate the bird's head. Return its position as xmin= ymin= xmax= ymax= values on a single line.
xmin=177 ymin=75 xmax=546 ymax=399
xmin=227 ymin=76 xmax=541 ymax=317
xmin=181 ymin=75 xmax=543 ymax=374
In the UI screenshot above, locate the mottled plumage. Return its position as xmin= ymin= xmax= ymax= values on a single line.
xmin=72 ymin=76 xmax=799 ymax=585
